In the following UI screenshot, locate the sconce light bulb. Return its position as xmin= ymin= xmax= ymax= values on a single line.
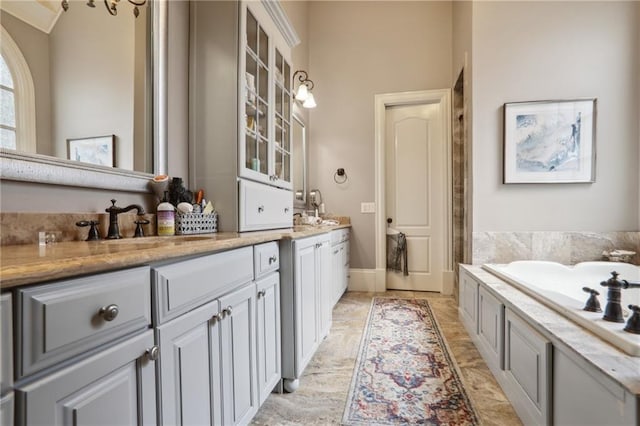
xmin=303 ymin=93 xmax=317 ymax=109
xmin=295 ymin=84 xmax=309 ymax=102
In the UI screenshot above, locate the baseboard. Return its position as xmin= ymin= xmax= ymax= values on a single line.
xmin=349 ymin=269 xmax=456 ymax=294
xmin=348 ymin=268 xmax=379 ymax=292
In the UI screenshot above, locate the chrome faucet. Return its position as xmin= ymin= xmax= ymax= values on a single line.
xmin=105 ymin=199 xmax=145 ymax=239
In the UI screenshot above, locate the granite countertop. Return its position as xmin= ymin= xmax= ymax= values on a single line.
xmin=462 ymin=264 xmax=640 ymax=396
xmin=0 ymin=224 xmax=351 ymax=289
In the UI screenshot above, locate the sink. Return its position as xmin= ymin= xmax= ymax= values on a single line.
xmin=98 ymin=235 xmax=215 ymax=244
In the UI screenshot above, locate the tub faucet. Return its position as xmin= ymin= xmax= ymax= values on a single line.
xmin=600 ymin=271 xmax=640 ymax=323
xmin=105 ymin=199 xmax=145 ymax=239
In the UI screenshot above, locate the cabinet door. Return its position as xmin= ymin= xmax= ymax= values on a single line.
xmin=458 ymin=268 xmax=478 ymax=334
xmin=156 ymin=300 xmax=222 ymax=426
xmin=504 ymin=308 xmax=551 ymax=426
xmin=332 ymin=245 xmax=342 ymax=306
xmin=15 ymin=330 xmax=156 ymax=426
xmin=317 ymin=237 xmax=333 ymax=339
xmin=256 ymin=273 xmax=281 ymax=405
xmin=294 ymin=238 xmax=319 ymax=377
xmin=478 ymin=286 xmax=504 ymax=371
xmin=272 ymin=47 xmax=292 ymax=189
xmin=241 ymin=4 xmax=272 ymax=184
xmin=1 ymin=293 xmax=12 ymax=395
xmin=219 ymin=283 xmax=258 ymax=426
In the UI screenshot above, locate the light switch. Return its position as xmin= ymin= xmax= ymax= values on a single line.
xmin=360 ymin=202 xmax=375 ymax=213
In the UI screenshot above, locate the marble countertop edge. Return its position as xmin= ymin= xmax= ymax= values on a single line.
xmin=0 ymin=224 xmax=351 ymax=289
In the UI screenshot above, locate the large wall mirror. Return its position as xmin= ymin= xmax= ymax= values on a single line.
xmin=292 ymin=111 xmax=306 ymax=208
xmin=0 ymin=0 xmax=166 ymax=192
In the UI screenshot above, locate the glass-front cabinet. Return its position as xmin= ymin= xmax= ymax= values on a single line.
xmin=241 ymin=5 xmax=292 ymax=190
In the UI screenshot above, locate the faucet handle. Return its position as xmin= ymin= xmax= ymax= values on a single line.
xmin=76 ymin=220 xmax=101 ymax=241
xmin=581 ymin=287 xmax=602 ymax=313
xmin=623 ymin=305 xmax=640 ymax=334
xmin=134 ymin=219 xmax=150 ymax=238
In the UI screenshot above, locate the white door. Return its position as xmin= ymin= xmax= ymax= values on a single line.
xmin=385 ymin=103 xmax=445 ymax=292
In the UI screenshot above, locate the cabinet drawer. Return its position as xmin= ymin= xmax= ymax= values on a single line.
xmin=239 ymin=179 xmax=293 ymax=231
xmin=254 ymin=242 xmax=280 ymax=278
xmin=152 ymin=246 xmax=254 ymax=324
xmin=17 ymin=266 xmax=151 ymax=378
xmin=1 ymin=293 xmax=12 ymax=394
xmin=330 ymin=228 xmax=349 ymax=245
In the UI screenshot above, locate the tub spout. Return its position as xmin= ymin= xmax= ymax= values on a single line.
xmin=600 ymin=271 xmax=640 ymax=323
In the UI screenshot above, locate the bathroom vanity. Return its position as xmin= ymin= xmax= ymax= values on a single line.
xmin=0 ymin=224 xmax=350 ymax=426
xmin=459 ymin=265 xmax=639 ymax=426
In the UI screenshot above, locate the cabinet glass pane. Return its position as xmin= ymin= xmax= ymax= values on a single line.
xmin=259 ymin=27 xmax=268 ymax=65
xmin=283 ymin=94 xmax=290 ymax=121
xmin=245 ymin=53 xmax=257 ymax=106
xmin=283 ymin=152 xmax=291 ymax=182
xmin=284 ymin=61 xmax=290 ymax=92
xmin=258 ymin=138 xmax=268 ymax=174
xmin=258 ymin=63 xmax=268 ymax=103
xmin=275 ymin=85 xmax=283 ymax=116
xmin=245 ymin=134 xmax=257 ymax=170
xmin=257 ymin=99 xmax=268 ymax=139
xmin=283 ymin=122 xmax=290 ymax=151
xmin=246 ymin=11 xmax=258 ymax=55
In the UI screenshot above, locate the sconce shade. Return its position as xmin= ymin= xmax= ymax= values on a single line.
xmin=302 ymin=93 xmax=317 ymax=109
xmin=295 ymin=84 xmax=309 ymax=102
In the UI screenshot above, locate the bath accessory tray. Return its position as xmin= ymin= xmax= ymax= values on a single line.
xmin=176 ymin=212 xmax=218 ymax=235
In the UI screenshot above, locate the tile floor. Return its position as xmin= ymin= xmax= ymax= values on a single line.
xmin=251 ymin=291 xmax=522 ymax=425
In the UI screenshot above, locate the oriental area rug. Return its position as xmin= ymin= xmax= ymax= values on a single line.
xmin=342 ymin=298 xmax=479 ymax=426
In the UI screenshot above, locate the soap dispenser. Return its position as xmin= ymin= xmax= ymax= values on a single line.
xmin=157 ymin=191 xmax=175 ymax=236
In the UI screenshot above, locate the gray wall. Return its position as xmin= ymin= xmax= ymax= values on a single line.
xmin=471 ymin=1 xmax=639 ymax=232
xmin=307 ymin=1 xmax=453 ymax=269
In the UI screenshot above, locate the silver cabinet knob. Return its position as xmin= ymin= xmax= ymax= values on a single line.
xmin=258 ymin=205 xmax=264 ymax=213
xmin=284 ymin=207 xmax=289 ymax=213
xmin=223 ymin=306 xmax=233 ymax=316
xmin=257 ymin=290 xmax=266 ymax=298
xmin=269 ymin=255 xmax=277 ymax=264
xmin=146 ymin=345 xmax=160 ymax=361
xmin=99 ymin=304 xmax=119 ymax=321
xmin=212 ymin=312 xmax=223 ymax=323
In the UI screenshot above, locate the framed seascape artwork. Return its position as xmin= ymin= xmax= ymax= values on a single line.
xmin=67 ymin=135 xmax=116 ymax=167
xmin=503 ymin=99 xmax=596 ymax=183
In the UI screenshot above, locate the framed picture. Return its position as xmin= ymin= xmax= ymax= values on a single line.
xmin=67 ymin=135 xmax=116 ymax=167
xmin=503 ymin=99 xmax=596 ymax=183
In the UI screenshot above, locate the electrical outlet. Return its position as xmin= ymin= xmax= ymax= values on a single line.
xmin=360 ymin=202 xmax=375 ymax=214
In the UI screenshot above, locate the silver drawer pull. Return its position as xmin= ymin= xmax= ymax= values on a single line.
xmin=269 ymin=255 xmax=277 ymax=264
xmin=258 ymin=205 xmax=264 ymax=213
xmin=223 ymin=306 xmax=233 ymax=316
xmin=284 ymin=207 xmax=289 ymax=213
xmin=257 ymin=290 xmax=266 ymax=298
xmin=146 ymin=345 xmax=160 ymax=361
xmin=99 ymin=304 xmax=119 ymax=321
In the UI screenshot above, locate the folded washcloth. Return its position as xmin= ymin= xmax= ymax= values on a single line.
xmin=321 ymin=219 xmax=340 ymax=226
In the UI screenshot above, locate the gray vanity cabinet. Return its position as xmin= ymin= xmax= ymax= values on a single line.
xmin=280 ymin=233 xmax=331 ymax=392
xmin=14 ymin=330 xmax=157 ymax=426
xmin=331 ymin=229 xmax=350 ymax=306
xmin=254 ymin=241 xmax=281 ymax=405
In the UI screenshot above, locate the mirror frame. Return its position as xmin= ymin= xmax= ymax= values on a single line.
xmin=292 ymin=111 xmax=306 ymax=208
xmin=0 ymin=0 xmax=167 ymax=193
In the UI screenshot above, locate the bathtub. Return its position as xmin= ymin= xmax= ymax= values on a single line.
xmin=482 ymin=261 xmax=640 ymax=357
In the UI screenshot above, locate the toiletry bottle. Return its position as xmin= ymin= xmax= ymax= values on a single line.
xmin=157 ymin=191 xmax=175 ymax=236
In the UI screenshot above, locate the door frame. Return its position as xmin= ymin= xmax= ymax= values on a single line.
xmin=374 ymin=89 xmax=453 ymax=294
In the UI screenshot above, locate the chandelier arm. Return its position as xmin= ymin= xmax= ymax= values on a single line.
xmin=293 ymin=70 xmax=309 ymax=84
xmin=128 ymin=0 xmax=146 ymax=6
xmin=104 ymin=0 xmax=118 ymax=15
xmin=305 ymin=80 xmax=315 ymax=91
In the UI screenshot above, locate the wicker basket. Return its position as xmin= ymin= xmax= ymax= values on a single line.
xmin=175 ymin=212 xmax=218 ymax=235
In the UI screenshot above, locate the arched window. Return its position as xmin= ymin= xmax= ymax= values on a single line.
xmin=0 ymin=26 xmax=36 ymax=153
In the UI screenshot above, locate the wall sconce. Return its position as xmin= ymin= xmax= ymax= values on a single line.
xmin=61 ymin=0 xmax=147 ymax=17
xmin=293 ymin=70 xmax=317 ymax=109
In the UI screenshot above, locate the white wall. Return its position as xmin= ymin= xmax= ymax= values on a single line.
xmin=308 ymin=1 xmax=452 ymax=269
xmin=472 ymin=1 xmax=639 ymax=232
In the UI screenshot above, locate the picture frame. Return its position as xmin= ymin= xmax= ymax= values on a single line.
xmin=503 ymin=99 xmax=596 ymax=184
xmin=67 ymin=135 xmax=116 ymax=167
